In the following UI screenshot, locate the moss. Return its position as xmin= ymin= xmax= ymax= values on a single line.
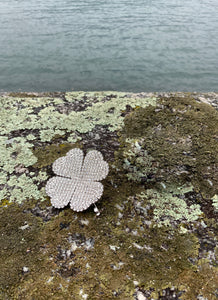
xmin=121 ymin=96 xmax=218 ymax=198
xmin=33 ymin=143 xmax=78 ymax=168
xmin=7 ymin=92 xmax=41 ymax=98
xmin=176 ymin=260 xmax=218 ymax=300
xmin=1 ymin=176 xmax=217 ymax=299
xmin=0 ymin=204 xmax=44 ymax=297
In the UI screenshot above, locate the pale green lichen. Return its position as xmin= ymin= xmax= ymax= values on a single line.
xmin=136 ymin=185 xmax=202 ymax=227
xmin=0 ymin=188 xmax=7 ymax=200
xmin=37 ymin=170 xmax=49 ymax=182
xmin=0 ymin=172 xmax=7 ymax=185
xmin=39 ymin=128 xmax=65 ymax=142
xmin=64 ymin=91 xmax=128 ymax=103
xmin=118 ymin=137 xmax=158 ymax=182
xmin=26 ymin=134 xmax=36 ymax=141
xmin=0 ymin=136 xmax=37 ymax=174
xmin=0 ymin=92 xmax=156 ymax=203
xmin=82 ymin=96 xmax=156 ymax=131
xmin=212 ymin=194 xmax=218 ymax=211
xmin=1 ymin=93 xmax=156 ymax=139
xmin=67 ymin=134 xmax=82 ymax=143
xmin=7 ymin=174 xmax=42 ymax=203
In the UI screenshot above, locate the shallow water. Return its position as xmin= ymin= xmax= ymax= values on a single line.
xmin=0 ymin=0 xmax=218 ymax=92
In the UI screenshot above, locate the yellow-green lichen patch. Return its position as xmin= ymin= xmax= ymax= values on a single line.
xmin=65 ymin=91 xmax=128 ymax=103
xmin=0 ymin=199 xmax=12 ymax=208
xmin=0 ymin=92 xmax=156 ymax=138
xmin=121 ymin=96 xmax=218 ymax=200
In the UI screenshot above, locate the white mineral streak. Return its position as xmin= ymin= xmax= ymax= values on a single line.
xmin=80 ymin=219 xmax=89 ymax=226
xmin=109 ymin=245 xmax=120 ymax=251
xmin=137 ymin=291 xmax=147 ymax=300
xmin=19 ymin=224 xmax=29 ymax=230
xmin=79 ymin=289 xmax=88 ymax=300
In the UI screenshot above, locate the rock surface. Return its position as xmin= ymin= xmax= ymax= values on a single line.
xmin=0 ymin=92 xmax=217 ymax=299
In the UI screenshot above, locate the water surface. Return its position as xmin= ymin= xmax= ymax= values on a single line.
xmin=0 ymin=0 xmax=218 ymax=92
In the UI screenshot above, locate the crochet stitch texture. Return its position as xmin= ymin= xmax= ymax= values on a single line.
xmin=45 ymin=148 xmax=109 ymax=211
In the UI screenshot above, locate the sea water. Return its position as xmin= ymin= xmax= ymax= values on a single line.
xmin=0 ymin=0 xmax=218 ymax=92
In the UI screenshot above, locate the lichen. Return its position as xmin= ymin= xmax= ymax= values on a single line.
xmin=0 ymin=92 xmax=156 ymax=204
xmin=0 ymin=136 xmax=37 ymax=174
xmin=135 ymin=185 xmax=202 ymax=227
xmin=115 ymin=137 xmax=158 ymax=183
xmin=212 ymin=194 xmax=218 ymax=211
xmin=8 ymin=174 xmax=42 ymax=203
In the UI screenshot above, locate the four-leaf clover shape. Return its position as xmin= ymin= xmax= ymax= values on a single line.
xmin=45 ymin=148 xmax=109 ymax=211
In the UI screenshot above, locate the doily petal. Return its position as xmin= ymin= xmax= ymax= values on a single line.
xmin=45 ymin=176 xmax=77 ymax=209
xmin=70 ymin=181 xmax=104 ymax=212
xmin=52 ymin=148 xmax=83 ymax=178
xmin=81 ymin=150 xmax=109 ymax=181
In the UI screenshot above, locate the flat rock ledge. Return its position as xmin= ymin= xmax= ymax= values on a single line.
xmin=0 ymin=92 xmax=217 ymax=300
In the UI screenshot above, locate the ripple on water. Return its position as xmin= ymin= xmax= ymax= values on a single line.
xmin=0 ymin=0 xmax=218 ymax=92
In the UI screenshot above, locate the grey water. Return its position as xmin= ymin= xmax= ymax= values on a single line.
xmin=0 ymin=0 xmax=218 ymax=92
